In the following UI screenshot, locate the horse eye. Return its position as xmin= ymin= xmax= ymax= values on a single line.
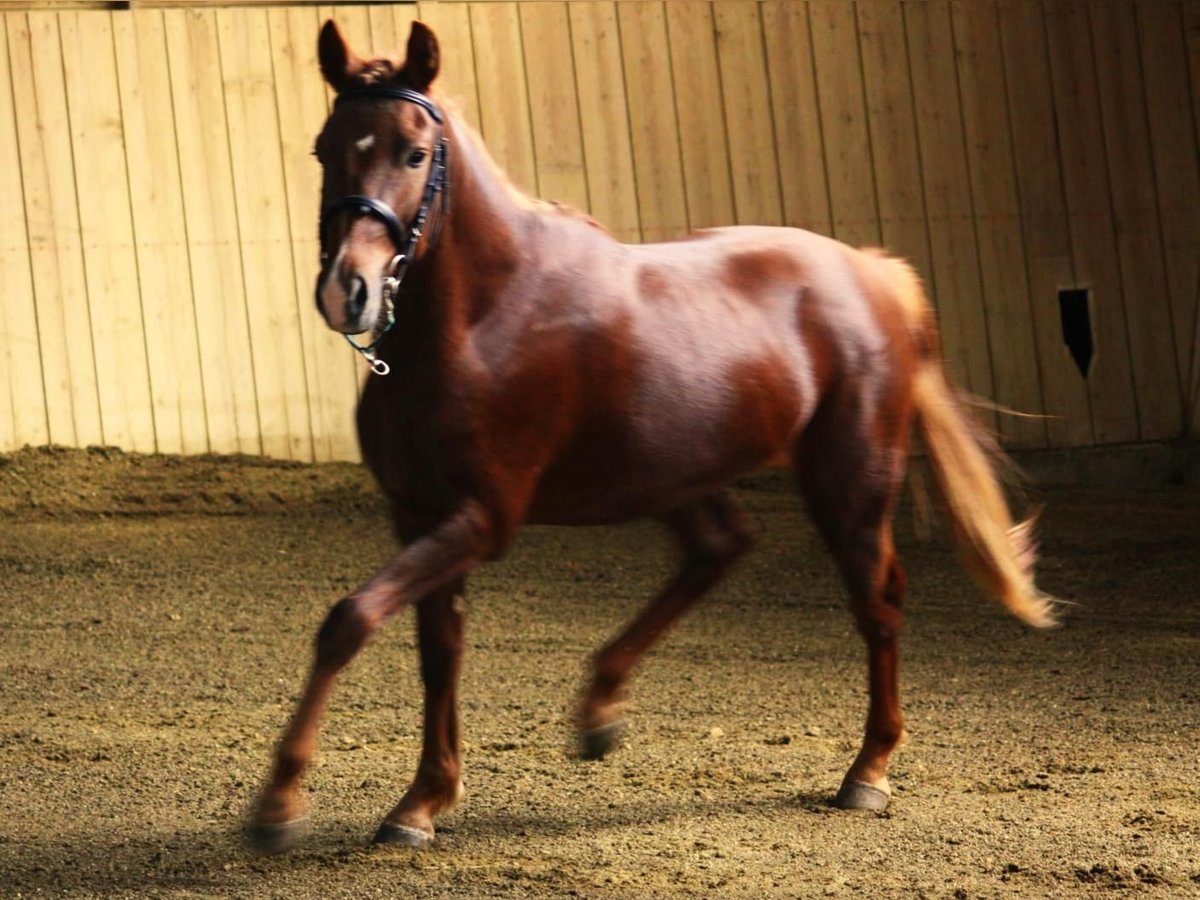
xmin=406 ymin=149 xmax=428 ymax=169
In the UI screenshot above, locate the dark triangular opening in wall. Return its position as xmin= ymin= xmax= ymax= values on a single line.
xmin=1058 ymin=288 xmax=1093 ymax=378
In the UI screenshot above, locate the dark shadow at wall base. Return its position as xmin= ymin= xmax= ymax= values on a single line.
xmin=737 ymin=439 xmax=1200 ymax=492
xmin=1007 ymin=439 xmax=1200 ymax=490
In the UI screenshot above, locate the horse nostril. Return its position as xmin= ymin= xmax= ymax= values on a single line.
xmin=345 ymin=276 xmax=368 ymax=322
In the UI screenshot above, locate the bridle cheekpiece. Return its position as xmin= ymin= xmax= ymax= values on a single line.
xmin=319 ymin=85 xmax=450 ymax=375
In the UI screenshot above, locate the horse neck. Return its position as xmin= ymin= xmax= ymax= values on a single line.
xmin=414 ymin=113 xmax=532 ymax=314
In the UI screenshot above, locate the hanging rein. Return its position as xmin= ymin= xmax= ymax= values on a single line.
xmin=317 ymin=86 xmax=450 ymax=376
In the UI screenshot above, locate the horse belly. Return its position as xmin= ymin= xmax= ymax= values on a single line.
xmin=528 ymin=352 xmax=804 ymax=525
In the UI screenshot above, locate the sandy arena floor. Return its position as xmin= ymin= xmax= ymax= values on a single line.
xmin=0 ymin=447 xmax=1197 ymax=898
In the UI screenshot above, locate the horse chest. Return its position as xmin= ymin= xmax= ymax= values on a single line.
xmin=357 ymin=374 xmax=483 ymax=509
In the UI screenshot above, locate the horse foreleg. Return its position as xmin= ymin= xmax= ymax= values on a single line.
xmin=578 ymin=491 xmax=753 ymax=759
xmin=247 ymin=504 xmax=492 ymax=854
xmin=373 ymin=581 xmax=466 ymax=847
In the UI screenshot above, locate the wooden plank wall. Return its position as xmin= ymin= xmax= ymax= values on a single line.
xmin=2 ymin=0 xmax=1198 ymax=461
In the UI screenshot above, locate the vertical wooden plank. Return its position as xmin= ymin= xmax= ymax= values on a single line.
xmin=808 ymin=0 xmax=880 ymax=249
xmin=568 ymin=0 xmax=643 ymax=240
xmin=358 ymin=1 xmax=415 ymax=61
xmin=1138 ymin=1 xmax=1200 ymax=429
xmin=60 ymin=10 xmax=155 ymax=453
xmin=113 ymin=8 xmax=209 ymax=456
xmin=1185 ymin=1 xmax=1200 ymax=431
xmin=521 ymin=2 xmax=589 ymax=211
xmin=269 ymin=5 xmax=360 ymax=462
xmin=164 ymin=7 xmax=261 ymax=455
xmin=366 ymin=3 xmax=398 ymax=60
xmin=999 ymin=0 xmax=1093 ymax=448
xmin=1044 ymin=1 xmax=1139 ymax=445
xmin=665 ymin=1 xmax=734 ymax=230
xmin=470 ymin=2 xmax=537 ymax=195
xmin=903 ymin=1 xmax=995 ymax=406
xmin=761 ymin=0 xmax=831 ymax=234
xmin=856 ymin=1 xmax=933 ymax=284
xmin=7 ymin=11 xmax=102 ymax=448
xmin=367 ymin=1 xmax=416 ymax=60
xmin=618 ymin=1 xmax=687 ymax=242
xmin=218 ymin=6 xmax=314 ymax=461
xmin=0 ymin=14 xmax=48 ymax=450
xmin=714 ymin=1 xmax=782 ymax=227
xmin=951 ymin=1 xmax=1046 ymax=447
xmin=417 ymin=1 xmax=481 ymax=130
xmin=569 ymin=1 xmax=640 ymax=241
xmin=1091 ymin=0 xmax=1183 ymax=440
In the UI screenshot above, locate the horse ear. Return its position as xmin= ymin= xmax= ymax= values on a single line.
xmin=318 ymin=19 xmax=360 ymax=91
xmin=403 ymin=21 xmax=440 ymax=92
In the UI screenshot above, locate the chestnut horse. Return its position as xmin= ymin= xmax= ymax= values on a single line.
xmin=248 ymin=21 xmax=1055 ymax=853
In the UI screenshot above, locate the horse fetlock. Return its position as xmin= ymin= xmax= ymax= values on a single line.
xmin=578 ymin=661 xmax=628 ymax=752
xmin=578 ymin=682 xmax=626 ymax=733
xmin=254 ymin=783 xmax=305 ymax=826
xmin=391 ymin=768 xmax=463 ymax=824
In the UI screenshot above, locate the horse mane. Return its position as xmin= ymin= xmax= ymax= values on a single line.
xmin=444 ymin=105 xmax=608 ymax=233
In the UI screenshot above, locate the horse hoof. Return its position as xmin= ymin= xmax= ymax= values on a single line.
xmin=245 ymin=818 xmax=306 ymax=855
xmin=579 ymin=721 xmax=624 ymax=760
xmin=834 ymin=779 xmax=891 ymax=812
xmin=373 ymin=822 xmax=433 ymax=848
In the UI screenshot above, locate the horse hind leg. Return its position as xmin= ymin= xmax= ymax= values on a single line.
xmin=578 ymin=490 xmax=754 ymax=759
xmin=796 ymin=385 xmax=911 ymax=811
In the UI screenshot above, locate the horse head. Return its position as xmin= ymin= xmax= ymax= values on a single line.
xmin=312 ymin=21 xmax=447 ymax=352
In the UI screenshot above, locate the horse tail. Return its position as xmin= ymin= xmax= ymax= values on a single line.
xmin=883 ymin=256 xmax=1057 ymax=629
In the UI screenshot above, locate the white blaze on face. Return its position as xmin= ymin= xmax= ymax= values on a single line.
xmin=355 ymin=134 xmax=376 ymax=153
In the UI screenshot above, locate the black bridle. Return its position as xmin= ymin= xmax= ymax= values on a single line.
xmin=318 ymin=86 xmax=450 ymax=375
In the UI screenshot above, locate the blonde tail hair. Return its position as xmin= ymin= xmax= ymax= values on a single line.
xmin=882 ymin=255 xmax=1057 ymax=628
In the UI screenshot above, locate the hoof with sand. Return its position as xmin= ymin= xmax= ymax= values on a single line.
xmin=245 ymin=818 xmax=306 ymax=855
xmin=579 ymin=721 xmax=624 ymax=760
xmin=834 ymin=779 xmax=891 ymax=812
xmin=373 ymin=822 xmax=434 ymax=848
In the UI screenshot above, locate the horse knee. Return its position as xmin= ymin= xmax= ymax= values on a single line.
xmin=316 ymin=596 xmax=373 ymax=669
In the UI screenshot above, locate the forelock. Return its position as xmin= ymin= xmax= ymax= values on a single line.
xmin=346 ymin=57 xmax=402 ymax=88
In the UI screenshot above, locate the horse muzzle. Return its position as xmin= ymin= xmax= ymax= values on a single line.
xmin=316 ymin=265 xmax=386 ymax=336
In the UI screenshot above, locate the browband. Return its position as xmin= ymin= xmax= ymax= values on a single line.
xmin=334 ymin=86 xmax=444 ymax=124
